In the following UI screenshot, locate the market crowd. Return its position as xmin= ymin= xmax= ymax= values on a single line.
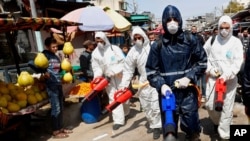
xmin=35 ymin=4 xmax=250 ymax=141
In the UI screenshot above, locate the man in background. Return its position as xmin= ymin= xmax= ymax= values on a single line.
xmin=79 ymin=40 xmax=96 ymax=82
xmin=191 ymin=25 xmax=205 ymax=45
xmin=148 ymin=32 xmax=156 ymax=45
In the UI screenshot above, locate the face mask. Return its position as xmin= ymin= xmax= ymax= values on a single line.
xmin=220 ymin=29 xmax=229 ymax=37
xmin=167 ymin=21 xmax=178 ymax=34
xmin=135 ymin=40 xmax=143 ymax=47
xmin=150 ymin=41 xmax=155 ymax=45
xmin=97 ymin=42 xmax=104 ymax=49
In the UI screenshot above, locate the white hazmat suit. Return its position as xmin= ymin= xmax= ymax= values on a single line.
xmin=204 ymin=15 xmax=244 ymax=139
xmin=91 ymin=32 xmax=130 ymax=125
xmin=119 ymin=27 xmax=162 ymax=129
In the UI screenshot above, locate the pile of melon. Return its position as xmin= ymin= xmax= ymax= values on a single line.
xmin=0 ymin=73 xmax=48 ymax=114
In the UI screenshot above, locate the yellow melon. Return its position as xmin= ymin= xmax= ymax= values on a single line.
xmin=0 ymin=97 xmax=8 ymax=108
xmin=17 ymin=71 xmax=34 ymax=87
xmin=7 ymin=83 xmax=17 ymax=91
xmin=1 ymin=107 xmax=9 ymax=114
xmin=27 ymin=95 xmax=38 ymax=105
xmin=2 ymin=94 xmax=12 ymax=102
xmin=61 ymin=58 xmax=72 ymax=72
xmin=0 ymin=87 xmax=9 ymax=95
xmin=62 ymin=42 xmax=74 ymax=55
xmin=34 ymin=53 xmax=49 ymax=69
xmin=63 ymin=72 xmax=73 ymax=83
xmin=15 ymin=92 xmax=27 ymax=101
xmin=16 ymin=100 xmax=27 ymax=108
xmin=25 ymin=88 xmax=35 ymax=95
xmin=35 ymin=93 xmax=43 ymax=102
xmin=7 ymin=102 xmax=20 ymax=113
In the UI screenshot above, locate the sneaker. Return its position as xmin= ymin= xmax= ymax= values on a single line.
xmin=147 ymin=128 xmax=153 ymax=134
xmin=153 ymin=128 xmax=161 ymax=140
xmin=185 ymin=133 xmax=200 ymax=141
xmin=113 ymin=124 xmax=123 ymax=130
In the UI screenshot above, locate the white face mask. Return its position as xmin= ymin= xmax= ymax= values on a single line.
xmin=167 ymin=21 xmax=178 ymax=34
xmin=150 ymin=41 xmax=155 ymax=45
xmin=220 ymin=29 xmax=230 ymax=37
xmin=135 ymin=40 xmax=143 ymax=47
xmin=97 ymin=42 xmax=104 ymax=49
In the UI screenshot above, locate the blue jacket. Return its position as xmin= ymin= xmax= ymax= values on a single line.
xmin=146 ymin=5 xmax=207 ymax=91
xmin=43 ymin=50 xmax=62 ymax=85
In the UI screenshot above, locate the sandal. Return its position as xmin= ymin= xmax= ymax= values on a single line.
xmin=60 ymin=128 xmax=73 ymax=134
xmin=53 ymin=132 xmax=69 ymax=139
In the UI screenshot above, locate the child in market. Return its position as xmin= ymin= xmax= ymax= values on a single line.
xmin=41 ymin=37 xmax=73 ymax=138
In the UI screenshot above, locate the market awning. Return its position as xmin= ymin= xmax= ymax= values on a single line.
xmin=0 ymin=17 xmax=82 ymax=74
xmin=0 ymin=17 xmax=82 ymax=33
xmin=130 ymin=14 xmax=149 ymax=22
xmin=231 ymin=10 xmax=249 ymax=21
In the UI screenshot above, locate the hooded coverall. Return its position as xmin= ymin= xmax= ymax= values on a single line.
xmin=204 ymin=16 xmax=243 ymax=139
xmin=119 ymin=26 xmax=162 ymax=129
xmin=91 ymin=32 xmax=130 ymax=125
xmin=146 ymin=5 xmax=207 ymax=137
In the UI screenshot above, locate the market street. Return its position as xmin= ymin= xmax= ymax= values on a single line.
xmin=2 ymin=97 xmax=245 ymax=141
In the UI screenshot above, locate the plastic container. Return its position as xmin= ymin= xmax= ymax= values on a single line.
xmin=60 ymin=65 xmax=81 ymax=80
xmin=72 ymin=66 xmax=81 ymax=72
xmin=80 ymin=96 xmax=101 ymax=124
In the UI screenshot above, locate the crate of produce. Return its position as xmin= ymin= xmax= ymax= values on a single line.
xmin=69 ymin=82 xmax=92 ymax=98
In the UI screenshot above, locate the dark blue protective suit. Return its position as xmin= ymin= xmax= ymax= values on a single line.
xmin=146 ymin=5 xmax=207 ymax=137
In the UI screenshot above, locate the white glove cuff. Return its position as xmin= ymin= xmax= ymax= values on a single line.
xmin=161 ymin=84 xmax=172 ymax=96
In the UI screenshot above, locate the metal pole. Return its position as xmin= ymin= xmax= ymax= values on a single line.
xmin=6 ymin=32 xmax=21 ymax=74
xmin=29 ymin=0 xmax=44 ymax=52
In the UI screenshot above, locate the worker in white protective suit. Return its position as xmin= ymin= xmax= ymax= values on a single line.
xmin=204 ymin=15 xmax=244 ymax=140
xmin=119 ymin=26 xmax=162 ymax=140
xmin=91 ymin=31 xmax=130 ymax=130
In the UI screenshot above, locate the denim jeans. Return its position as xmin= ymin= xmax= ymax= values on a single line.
xmin=198 ymin=74 xmax=206 ymax=97
xmin=201 ymin=74 xmax=206 ymax=97
xmin=46 ymin=85 xmax=64 ymax=131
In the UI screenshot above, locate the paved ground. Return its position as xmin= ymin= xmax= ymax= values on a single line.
xmin=0 ymin=95 xmax=248 ymax=141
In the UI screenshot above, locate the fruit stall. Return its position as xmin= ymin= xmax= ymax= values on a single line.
xmin=0 ymin=16 xmax=82 ymax=135
xmin=0 ymin=78 xmax=49 ymax=134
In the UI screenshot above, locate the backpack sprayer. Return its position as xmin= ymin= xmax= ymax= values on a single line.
xmin=101 ymin=81 xmax=149 ymax=115
xmin=206 ymin=47 xmax=227 ymax=111
xmin=162 ymin=82 xmax=201 ymax=141
xmin=81 ymin=76 xmax=109 ymax=103
xmin=215 ymin=78 xmax=227 ymax=112
xmin=101 ymin=88 xmax=133 ymax=115
xmin=161 ymin=89 xmax=177 ymax=141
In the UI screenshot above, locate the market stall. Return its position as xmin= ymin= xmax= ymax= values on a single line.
xmin=0 ymin=16 xmax=82 ymax=135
